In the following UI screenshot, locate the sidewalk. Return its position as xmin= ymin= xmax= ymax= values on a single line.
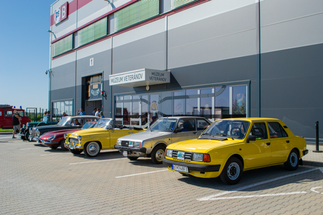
xmin=303 ymin=143 xmax=323 ymax=167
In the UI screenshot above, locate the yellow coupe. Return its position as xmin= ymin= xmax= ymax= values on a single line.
xmin=65 ymin=118 xmax=145 ymax=157
xmin=163 ymin=118 xmax=308 ymax=184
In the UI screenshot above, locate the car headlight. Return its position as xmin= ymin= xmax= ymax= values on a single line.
xmin=78 ymin=135 xmax=82 ymax=141
xmin=166 ymin=149 xmax=173 ymax=158
xmin=117 ymin=139 xmax=121 ymax=146
xmin=36 ymin=130 xmax=40 ymax=137
xmin=48 ymin=135 xmax=56 ymax=141
xmin=134 ymin=141 xmax=142 ymax=148
xmin=192 ymin=153 xmax=211 ymax=162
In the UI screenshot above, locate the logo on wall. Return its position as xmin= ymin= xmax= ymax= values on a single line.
xmin=150 ymin=101 xmax=158 ymax=112
xmin=54 ymin=2 xmax=68 ymax=25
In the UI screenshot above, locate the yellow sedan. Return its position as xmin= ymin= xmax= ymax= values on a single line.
xmin=65 ymin=118 xmax=145 ymax=157
xmin=163 ymin=118 xmax=308 ymax=185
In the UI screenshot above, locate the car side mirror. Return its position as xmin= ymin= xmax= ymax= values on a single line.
xmin=247 ymin=135 xmax=257 ymax=143
xmin=174 ymin=128 xmax=182 ymax=133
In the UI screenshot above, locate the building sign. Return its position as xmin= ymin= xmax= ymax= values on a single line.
xmin=88 ymin=75 xmax=102 ymax=100
xmin=55 ymin=2 xmax=68 ymax=25
xmin=109 ymin=68 xmax=170 ymax=87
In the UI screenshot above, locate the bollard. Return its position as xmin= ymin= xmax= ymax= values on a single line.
xmin=313 ymin=121 xmax=323 ymax=153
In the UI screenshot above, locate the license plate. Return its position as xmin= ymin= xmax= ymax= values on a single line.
xmin=123 ymin=151 xmax=128 ymax=157
xmin=172 ymin=164 xmax=188 ymax=173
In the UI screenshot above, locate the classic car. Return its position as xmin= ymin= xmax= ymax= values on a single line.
xmin=65 ymin=118 xmax=145 ymax=157
xmin=114 ymin=116 xmax=211 ymax=164
xmin=20 ymin=121 xmax=58 ymax=141
xmin=29 ymin=115 xmax=99 ymax=142
xmin=163 ymin=118 xmax=308 ymax=185
xmin=38 ymin=121 xmax=97 ymax=150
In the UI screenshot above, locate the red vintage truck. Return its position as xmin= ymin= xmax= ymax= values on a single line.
xmin=0 ymin=105 xmax=31 ymax=129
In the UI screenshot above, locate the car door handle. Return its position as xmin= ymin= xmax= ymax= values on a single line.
xmin=286 ymin=140 xmax=290 ymax=143
xmin=266 ymin=142 xmax=271 ymax=146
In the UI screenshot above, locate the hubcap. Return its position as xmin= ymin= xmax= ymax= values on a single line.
xmin=156 ymin=149 xmax=165 ymax=162
xmin=227 ymin=162 xmax=240 ymax=180
xmin=87 ymin=142 xmax=100 ymax=156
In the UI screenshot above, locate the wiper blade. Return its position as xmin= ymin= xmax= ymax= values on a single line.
xmin=201 ymin=133 xmax=212 ymax=136
xmin=215 ymin=133 xmax=227 ymax=137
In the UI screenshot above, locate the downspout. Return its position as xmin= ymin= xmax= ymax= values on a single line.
xmin=257 ymin=0 xmax=262 ymax=117
xmin=110 ymin=37 xmax=113 ymax=118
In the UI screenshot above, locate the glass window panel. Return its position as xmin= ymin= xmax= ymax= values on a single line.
xmin=150 ymin=94 xmax=159 ymax=124
xmin=160 ymin=92 xmax=172 ymax=116
xmin=77 ymin=18 xmax=107 ymax=47
xmin=186 ymin=98 xmax=197 ymax=115
xmin=174 ymin=91 xmax=184 ymax=115
xmin=52 ymin=34 xmax=73 ymax=57
xmin=186 ymin=89 xmax=198 ymax=95
xmin=215 ymin=86 xmax=229 ymax=118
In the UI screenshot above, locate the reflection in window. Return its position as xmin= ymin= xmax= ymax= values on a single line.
xmin=232 ymin=85 xmax=246 ymax=116
xmin=174 ymin=91 xmax=184 ymax=115
xmin=52 ymin=100 xmax=73 ymax=119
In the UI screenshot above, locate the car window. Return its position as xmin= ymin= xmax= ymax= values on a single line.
xmin=197 ymin=119 xmax=209 ymax=130
xmin=151 ymin=118 xmax=177 ymax=132
xmin=268 ymin=122 xmax=288 ymax=138
xmin=177 ymin=119 xmax=195 ymax=131
xmin=0 ymin=111 xmax=2 ymax=116
xmin=250 ymin=123 xmax=268 ymax=139
xmin=4 ymin=111 xmax=12 ymax=116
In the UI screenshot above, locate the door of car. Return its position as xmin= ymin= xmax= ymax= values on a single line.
xmin=267 ymin=121 xmax=291 ymax=164
xmin=171 ymin=118 xmax=198 ymax=143
xmin=244 ymin=122 xmax=272 ymax=169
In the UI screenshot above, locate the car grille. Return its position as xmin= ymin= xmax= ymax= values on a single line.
xmin=68 ymin=138 xmax=79 ymax=144
xmin=121 ymin=141 xmax=129 ymax=147
xmin=172 ymin=150 xmax=192 ymax=161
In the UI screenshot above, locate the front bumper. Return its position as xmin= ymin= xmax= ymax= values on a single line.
xmin=65 ymin=142 xmax=83 ymax=150
xmin=114 ymin=145 xmax=147 ymax=153
xmin=303 ymin=149 xmax=309 ymax=156
xmin=163 ymin=158 xmax=221 ymax=172
xmin=40 ymin=140 xmax=59 ymax=147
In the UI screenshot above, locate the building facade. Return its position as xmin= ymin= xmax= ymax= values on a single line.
xmin=48 ymin=0 xmax=323 ymax=139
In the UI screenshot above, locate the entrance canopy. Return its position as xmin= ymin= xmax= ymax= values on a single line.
xmin=109 ymin=68 xmax=170 ymax=87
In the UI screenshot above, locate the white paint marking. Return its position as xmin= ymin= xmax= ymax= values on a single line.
xmin=311 ymin=186 xmax=323 ymax=194
xmin=208 ymin=192 xmax=307 ymax=200
xmin=116 ymin=169 xmax=168 ymax=178
xmin=197 ymin=168 xmax=317 ymax=201
xmin=69 ymin=158 xmax=127 ymax=165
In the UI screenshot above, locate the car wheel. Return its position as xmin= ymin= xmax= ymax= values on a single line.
xmin=50 ymin=146 xmax=58 ymax=150
xmin=151 ymin=145 xmax=166 ymax=164
xmin=220 ymin=157 xmax=243 ymax=185
xmin=284 ymin=149 xmax=299 ymax=170
xmin=127 ymin=156 xmax=138 ymax=161
xmin=84 ymin=142 xmax=101 ymax=157
xmin=60 ymin=140 xmax=68 ymax=151
xmin=27 ymin=132 xmax=32 ymax=142
xmin=70 ymin=149 xmax=82 ymax=155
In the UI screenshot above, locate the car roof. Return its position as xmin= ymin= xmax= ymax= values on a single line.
xmin=66 ymin=115 xmax=99 ymax=119
xmin=161 ymin=116 xmax=209 ymax=119
xmin=219 ymin=117 xmax=280 ymax=122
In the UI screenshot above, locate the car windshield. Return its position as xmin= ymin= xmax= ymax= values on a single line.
xmin=82 ymin=122 xmax=96 ymax=129
xmin=150 ymin=118 xmax=177 ymax=132
xmin=200 ymin=120 xmax=250 ymax=140
xmin=93 ymin=118 xmax=112 ymax=129
xmin=58 ymin=117 xmax=70 ymax=126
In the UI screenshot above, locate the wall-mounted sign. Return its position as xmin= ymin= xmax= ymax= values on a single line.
xmin=109 ymin=68 xmax=170 ymax=87
xmin=90 ymin=58 xmax=94 ymax=66
xmin=88 ymin=75 xmax=102 ymax=100
xmin=55 ymin=2 xmax=68 ymax=25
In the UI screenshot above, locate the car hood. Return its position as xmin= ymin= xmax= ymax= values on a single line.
xmin=168 ymin=138 xmax=243 ymax=153
xmin=70 ymin=128 xmax=107 ymax=137
xmin=117 ymin=130 xmax=171 ymax=141
xmin=40 ymin=129 xmax=80 ymax=137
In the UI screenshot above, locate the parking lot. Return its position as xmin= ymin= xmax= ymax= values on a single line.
xmin=1 ymin=134 xmax=323 ymax=215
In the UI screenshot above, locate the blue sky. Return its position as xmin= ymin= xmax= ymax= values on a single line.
xmin=0 ymin=0 xmax=55 ymax=111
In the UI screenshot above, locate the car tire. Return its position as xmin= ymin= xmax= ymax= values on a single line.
xmin=60 ymin=140 xmax=68 ymax=151
xmin=284 ymin=149 xmax=299 ymax=171
xmin=26 ymin=132 xmax=32 ymax=142
xmin=84 ymin=142 xmax=101 ymax=157
xmin=220 ymin=157 xmax=243 ymax=185
xmin=127 ymin=156 xmax=138 ymax=161
xmin=70 ymin=149 xmax=82 ymax=155
xmin=50 ymin=146 xmax=58 ymax=150
xmin=151 ymin=145 xmax=166 ymax=164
